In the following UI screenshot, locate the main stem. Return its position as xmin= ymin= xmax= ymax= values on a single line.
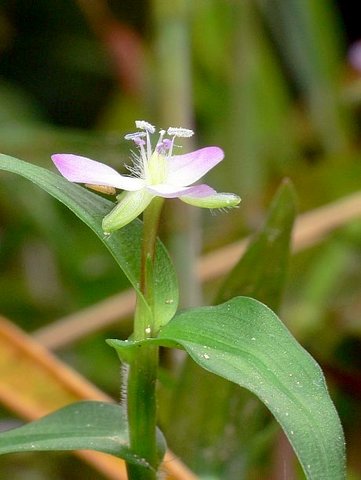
xmin=126 ymin=197 xmax=164 ymax=480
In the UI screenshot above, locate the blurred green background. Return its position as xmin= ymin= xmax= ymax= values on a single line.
xmin=1 ymin=0 xmax=361 ymax=478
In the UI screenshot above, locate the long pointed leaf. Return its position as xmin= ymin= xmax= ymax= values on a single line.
xmin=216 ymin=180 xmax=297 ymax=310
xmin=162 ymin=181 xmax=297 ymax=477
xmin=0 ymin=154 xmax=178 ymax=326
xmin=109 ymin=297 xmax=346 ymax=480
xmin=0 ymin=400 xmax=165 ymax=469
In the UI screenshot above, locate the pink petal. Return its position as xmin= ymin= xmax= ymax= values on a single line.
xmin=167 ymin=146 xmax=224 ymax=186
xmin=51 ymin=154 xmax=144 ymax=191
xmin=147 ymin=183 xmax=215 ymax=198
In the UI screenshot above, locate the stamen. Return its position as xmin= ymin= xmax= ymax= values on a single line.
xmin=124 ymin=132 xmax=147 ymax=141
xmin=125 ymin=151 xmax=145 ymax=178
xmin=125 ymin=132 xmax=147 ymax=163
xmin=135 ymin=120 xmax=156 ymax=134
xmin=162 ymin=139 xmax=172 ymax=149
xmin=156 ymin=130 xmax=167 ymax=153
xmin=167 ymin=127 xmax=194 ymax=138
xmin=157 ymin=129 xmax=166 ymax=146
xmin=134 ymin=137 xmax=146 ymax=147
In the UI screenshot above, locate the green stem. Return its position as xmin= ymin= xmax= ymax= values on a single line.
xmin=126 ymin=345 xmax=159 ymax=480
xmin=126 ymin=197 xmax=164 ymax=480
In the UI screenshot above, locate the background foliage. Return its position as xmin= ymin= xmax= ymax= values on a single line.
xmin=1 ymin=0 xmax=361 ymax=478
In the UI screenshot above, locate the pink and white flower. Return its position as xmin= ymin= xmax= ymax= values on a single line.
xmin=52 ymin=121 xmax=240 ymax=233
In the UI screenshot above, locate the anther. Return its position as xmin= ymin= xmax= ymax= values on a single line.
xmin=167 ymin=127 xmax=194 ymax=138
xmin=135 ymin=120 xmax=156 ymax=134
xmin=124 ymin=132 xmax=147 ymax=141
xmin=162 ymin=139 xmax=172 ymax=149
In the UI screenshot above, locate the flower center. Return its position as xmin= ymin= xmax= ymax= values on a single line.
xmin=145 ymin=151 xmax=168 ymax=185
xmin=124 ymin=120 xmax=194 ymax=186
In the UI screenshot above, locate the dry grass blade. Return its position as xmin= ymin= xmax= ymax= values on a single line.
xmin=35 ymin=290 xmax=136 ymax=351
xmin=198 ymin=189 xmax=361 ymax=281
xmin=0 ymin=317 xmax=198 ymax=480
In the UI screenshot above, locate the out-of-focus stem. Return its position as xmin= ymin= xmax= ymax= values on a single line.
xmin=152 ymin=0 xmax=202 ymax=308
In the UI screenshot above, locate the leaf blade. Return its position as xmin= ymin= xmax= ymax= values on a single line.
xmin=216 ymin=180 xmax=297 ymax=310
xmin=151 ymin=297 xmax=345 ymax=480
xmin=0 ymin=401 xmax=165 ymax=469
xmin=160 ymin=181 xmax=297 ymax=477
xmin=0 ymin=154 xmax=178 ymax=326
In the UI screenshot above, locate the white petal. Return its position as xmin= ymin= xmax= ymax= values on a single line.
xmin=147 ymin=183 xmax=215 ymax=199
xmin=52 ymin=154 xmax=144 ymax=191
xmin=167 ymin=147 xmax=224 ymax=186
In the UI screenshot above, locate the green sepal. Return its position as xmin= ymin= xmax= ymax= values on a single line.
xmin=180 ymin=192 xmax=241 ymax=208
xmin=103 ymin=189 xmax=154 ymax=233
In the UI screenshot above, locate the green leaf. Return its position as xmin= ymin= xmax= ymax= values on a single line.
xmin=216 ymin=180 xmax=297 ymax=310
xmin=111 ymin=297 xmax=345 ymax=479
xmin=0 ymin=401 xmax=165 ymax=468
xmin=0 ymin=154 xmax=178 ymax=326
xmin=159 ymin=181 xmax=297 ymax=477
